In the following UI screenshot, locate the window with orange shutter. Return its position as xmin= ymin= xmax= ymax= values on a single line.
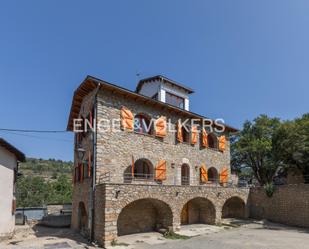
xmin=218 ymin=135 xmax=226 ymax=152
xmin=200 ymin=165 xmax=208 ymax=183
xmin=120 ymin=106 xmax=134 ymax=131
xmin=155 ymin=117 xmax=167 ymax=137
xmin=155 ymin=160 xmax=167 ymax=181
xmin=220 ymin=167 xmax=229 ymax=183
xmin=202 ymin=129 xmax=208 ymax=147
xmin=191 ymin=126 xmax=198 ymax=145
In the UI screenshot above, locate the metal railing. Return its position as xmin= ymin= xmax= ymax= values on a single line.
xmin=124 ymin=173 xmax=155 ymax=182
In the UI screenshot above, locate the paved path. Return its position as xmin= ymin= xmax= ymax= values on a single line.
xmin=131 ymin=222 xmax=309 ymax=249
xmin=2 ymin=221 xmax=309 ymax=249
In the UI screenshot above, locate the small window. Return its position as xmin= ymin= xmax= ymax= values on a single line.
xmin=166 ymin=92 xmax=185 ymax=109
xmin=134 ymin=114 xmax=153 ymax=135
xmin=208 ymin=133 xmax=218 ymax=149
xmin=182 ymin=125 xmax=190 ymax=143
xmin=134 ymin=159 xmax=154 ymax=179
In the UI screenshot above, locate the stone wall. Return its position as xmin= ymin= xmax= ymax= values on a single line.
xmin=93 ymin=183 xmax=250 ymax=246
xmin=249 ymin=185 xmax=309 ymax=228
xmin=71 ymin=179 xmax=92 ymax=234
xmin=96 ymin=89 xmax=231 ymax=185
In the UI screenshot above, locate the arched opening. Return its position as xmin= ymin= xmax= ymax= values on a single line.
xmin=134 ymin=158 xmax=154 ymax=180
xmin=208 ymin=133 xmax=218 ymax=149
xmin=78 ymin=202 xmax=88 ymax=236
xmin=208 ymin=167 xmax=219 ymax=183
xmin=134 ymin=114 xmax=153 ymax=135
xmin=181 ymin=197 xmax=216 ymax=225
xmin=117 ymin=198 xmax=173 ymax=236
xmin=181 ymin=164 xmax=190 ymax=185
xmin=222 ymin=197 xmax=246 ymax=219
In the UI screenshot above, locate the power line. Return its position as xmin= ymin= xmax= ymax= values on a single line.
xmin=0 ymin=130 xmax=73 ymax=143
xmin=0 ymin=128 xmax=68 ymax=133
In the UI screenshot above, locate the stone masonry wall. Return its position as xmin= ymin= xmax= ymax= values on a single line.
xmin=249 ymin=184 xmax=309 ymax=228
xmin=94 ymin=183 xmax=250 ymax=246
xmin=95 ymin=89 xmax=231 ymax=185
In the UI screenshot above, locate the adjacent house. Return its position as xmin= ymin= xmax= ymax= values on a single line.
xmin=67 ymin=75 xmax=250 ymax=246
xmin=0 ymin=138 xmax=25 ymax=239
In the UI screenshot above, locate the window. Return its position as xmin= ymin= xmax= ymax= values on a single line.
xmin=208 ymin=133 xmax=218 ymax=149
xmin=181 ymin=164 xmax=190 ymax=185
xmin=134 ymin=159 xmax=154 ymax=179
xmin=182 ymin=125 xmax=190 ymax=143
xmin=208 ymin=167 xmax=219 ymax=182
xmin=134 ymin=114 xmax=153 ymax=135
xmin=166 ymin=92 xmax=185 ymax=109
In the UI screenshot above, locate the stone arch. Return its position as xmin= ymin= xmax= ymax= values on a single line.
xmin=181 ymin=163 xmax=190 ymax=185
xmin=222 ymin=196 xmax=246 ymax=219
xmin=180 ymin=197 xmax=216 ymax=225
xmin=208 ymin=133 xmax=218 ymax=149
xmin=123 ymin=158 xmax=154 ymax=182
xmin=117 ymin=198 xmax=173 ymax=236
xmin=78 ymin=202 xmax=88 ymax=236
xmin=208 ymin=167 xmax=219 ymax=182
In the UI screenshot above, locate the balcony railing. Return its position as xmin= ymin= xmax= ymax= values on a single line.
xmin=98 ymin=172 xmax=239 ymax=187
xmin=124 ymin=173 xmax=154 ymax=182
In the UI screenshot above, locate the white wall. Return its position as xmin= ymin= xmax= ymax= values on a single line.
xmin=161 ymin=82 xmax=190 ymax=111
xmin=0 ymin=146 xmax=16 ymax=238
xmin=138 ymin=80 xmax=190 ymax=111
xmin=138 ymin=80 xmax=160 ymax=99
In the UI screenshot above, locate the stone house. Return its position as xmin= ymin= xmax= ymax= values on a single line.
xmin=0 ymin=138 xmax=25 ymax=240
xmin=67 ymin=75 xmax=249 ymax=246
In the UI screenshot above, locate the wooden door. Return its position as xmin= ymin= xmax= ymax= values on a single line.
xmin=181 ymin=203 xmax=189 ymax=225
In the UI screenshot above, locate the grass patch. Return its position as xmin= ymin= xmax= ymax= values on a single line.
xmin=111 ymin=239 xmax=129 ymax=247
xmin=163 ymin=231 xmax=191 ymax=240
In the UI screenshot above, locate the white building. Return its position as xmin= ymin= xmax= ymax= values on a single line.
xmin=136 ymin=75 xmax=194 ymax=111
xmin=0 ymin=138 xmax=25 ymax=239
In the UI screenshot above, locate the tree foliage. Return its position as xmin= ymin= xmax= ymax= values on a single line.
xmin=16 ymin=174 xmax=72 ymax=207
xmin=273 ymin=114 xmax=309 ymax=182
xmin=231 ymin=115 xmax=281 ymax=185
xmin=232 ymin=113 xmax=309 ymax=185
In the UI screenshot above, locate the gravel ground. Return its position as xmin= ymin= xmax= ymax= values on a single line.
xmin=132 ymin=221 xmax=309 ymax=249
xmin=1 ymin=220 xmax=309 ymax=249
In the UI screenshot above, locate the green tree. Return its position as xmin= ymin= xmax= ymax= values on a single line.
xmin=231 ymin=115 xmax=281 ymax=185
xmin=16 ymin=176 xmax=50 ymax=207
xmin=273 ymin=113 xmax=309 ymax=182
xmin=47 ymin=174 xmax=72 ymax=204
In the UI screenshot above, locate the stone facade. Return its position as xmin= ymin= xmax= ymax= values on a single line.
xmin=95 ymin=89 xmax=231 ymax=185
xmin=249 ymin=185 xmax=309 ymax=228
xmin=69 ymin=80 xmax=249 ymax=247
xmin=93 ymin=183 xmax=249 ymax=246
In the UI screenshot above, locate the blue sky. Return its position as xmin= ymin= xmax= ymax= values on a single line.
xmin=0 ymin=0 xmax=308 ymax=161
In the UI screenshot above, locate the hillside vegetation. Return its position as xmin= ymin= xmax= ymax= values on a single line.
xmin=16 ymin=158 xmax=73 ymax=207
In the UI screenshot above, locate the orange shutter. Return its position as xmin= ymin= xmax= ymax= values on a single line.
xmin=200 ymin=164 xmax=208 ymax=183
xmin=177 ymin=120 xmax=183 ymax=142
xmin=202 ymin=129 xmax=208 ymax=147
xmin=191 ymin=126 xmax=198 ymax=145
xmin=220 ymin=167 xmax=228 ymax=183
xmin=120 ymin=106 xmax=134 ymax=131
xmin=219 ymin=135 xmax=226 ymax=152
xmin=155 ymin=160 xmax=167 ymax=180
xmin=155 ymin=117 xmax=167 ymax=137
